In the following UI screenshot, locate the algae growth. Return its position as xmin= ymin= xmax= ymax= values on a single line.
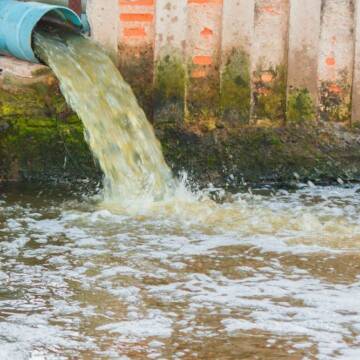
xmin=253 ymin=65 xmax=287 ymax=124
xmin=220 ymin=48 xmax=251 ymax=125
xmin=154 ymin=55 xmax=186 ymax=124
xmin=287 ymin=88 xmax=316 ymax=123
xmin=0 ymin=81 xmax=96 ymax=181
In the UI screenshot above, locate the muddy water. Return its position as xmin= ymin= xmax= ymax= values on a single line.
xmin=1 ymin=183 xmax=360 ymax=359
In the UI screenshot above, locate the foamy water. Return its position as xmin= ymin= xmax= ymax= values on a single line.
xmin=1 ymin=184 xmax=360 ymax=359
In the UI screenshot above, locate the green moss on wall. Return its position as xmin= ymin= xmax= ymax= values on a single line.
xmin=320 ymin=80 xmax=351 ymax=123
xmin=0 ymin=83 xmax=98 ymax=181
xmin=253 ymin=65 xmax=287 ymax=123
xmin=287 ymin=88 xmax=316 ymax=123
xmin=220 ymin=48 xmax=251 ymax=125
xmin=186 ymin=62 xmax=221 ymax=131
xmin=157 ymin=121 xmax=360 ymax=188
xmin=154 ymin=55 xmax=186 ymax=124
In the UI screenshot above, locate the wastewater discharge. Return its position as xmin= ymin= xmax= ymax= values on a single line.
xmin=34 ymin=30 xmax=175 ymax=206
xmin=18 ymin=29 xmax=360 ymax=360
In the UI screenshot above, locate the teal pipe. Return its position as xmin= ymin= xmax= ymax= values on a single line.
xmin=0 ymin=0 xmax=82 ymax=63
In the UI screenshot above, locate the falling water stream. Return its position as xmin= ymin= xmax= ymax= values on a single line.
xmin=0 ymin=30 xmax=360 ymax=359
xmin=34 ymin=29 xmax=175 ymax=206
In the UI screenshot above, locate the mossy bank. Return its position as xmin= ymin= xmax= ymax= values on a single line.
xmin=1 ymin=71 xmax=360 ymax=188
xmin=0 ymin=73 xmax=99 ymax=182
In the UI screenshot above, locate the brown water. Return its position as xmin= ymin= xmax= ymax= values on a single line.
xmin=1 ymin=183 xmax=360 ymax=359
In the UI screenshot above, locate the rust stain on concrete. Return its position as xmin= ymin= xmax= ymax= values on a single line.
xmin=326 ymin=56 xmax=336 ymax=66
xmin=200 ymin=27 xmax=214 ymax=37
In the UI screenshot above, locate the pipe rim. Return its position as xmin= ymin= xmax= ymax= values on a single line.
xmin=0 ymin=1 xmax=82 ymax=63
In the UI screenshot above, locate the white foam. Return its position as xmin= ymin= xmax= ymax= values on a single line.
xmin=98 ymin=311 xmax=173 ymax=338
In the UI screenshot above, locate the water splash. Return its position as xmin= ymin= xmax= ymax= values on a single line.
xmin=34 ymin=30 xmax=176 ymax=206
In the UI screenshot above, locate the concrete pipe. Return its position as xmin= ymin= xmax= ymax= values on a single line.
xmin=0 ymin=0 xmax=82 ymax=63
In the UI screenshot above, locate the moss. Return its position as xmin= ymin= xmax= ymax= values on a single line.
xmin=185 ymin=61 xmax=221 ymax=130
xmin=157 ymin=120 xmax=360 ymax=188
xmin=320 ymin=80 xmax=351 ymax=123
xmin=253 ymin=65 xmax=287 ymax=123
xmin=154 ymin=55 xmax=186 ymax=124
xmin=0 ymin=84 xmax=98 ymax=181
xmin=287 ymin=88 xmax=316 ymax=123
xmin=220 ymin=48 xmax=251 ymax=125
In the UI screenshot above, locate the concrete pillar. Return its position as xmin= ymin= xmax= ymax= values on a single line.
xmin=154 ymin=0 xmax=187 ymax=124
xmin=220 ymin=0 xmax=255 ymax=125
xmin=252 ymin=0 xmax=290 ymax=124
xmin=86 ymin=0 xmax=120 ymax=64
xmin=118 ymin=0 xmax=156 ymax=118
xmin=352 ymin=0 xmax=360 ymax=125
xmin=318 ymin=0 xmax=355 ymax=123
xmin=286 ymin=0 xmax=321 ymax=122
xmin=186 ymin=0 xmax=223 ymax=129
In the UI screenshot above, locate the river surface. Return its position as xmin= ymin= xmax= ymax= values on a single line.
xmin=1 ymin=182 xmax=360 ymax=359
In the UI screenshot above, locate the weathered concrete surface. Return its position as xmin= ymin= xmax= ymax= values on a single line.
xmin=117 ymin=0 xmax=156 ymax=117
xmin=318 ymin=0 xmax=355 ymax=123
xmin=84 ymin=0 xmax=360 ymax=125
xmin=220 ymin=0 xmax=254 ymax=125
xmin=186 ymin=0 xmax=223 ymax=129
xmin=0 ymin=57 xmax=50 ymax=83
xmin=86 ymin=0 xmax=120 ymax=64
xmin=286 ymin=0 xmax=321 ymax=122
xmin=154 ymin=0 xmax=187 ymax=125
xmin=252 ymin=0 xmax=289 ymax=124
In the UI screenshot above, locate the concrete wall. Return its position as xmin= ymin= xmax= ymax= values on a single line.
xmin=1 ymin=0 xmax=360 ymax=126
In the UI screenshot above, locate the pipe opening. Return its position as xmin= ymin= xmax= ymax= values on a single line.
xmin=32 ymin=10 xmax=82 ymax=63
xmin=33 ymin=10 xmax=82 ymax=63
xmin=0 ymin=1 xmax=82 ymax=63
xmin=35 ymin=9 xmax=82 ymax=34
